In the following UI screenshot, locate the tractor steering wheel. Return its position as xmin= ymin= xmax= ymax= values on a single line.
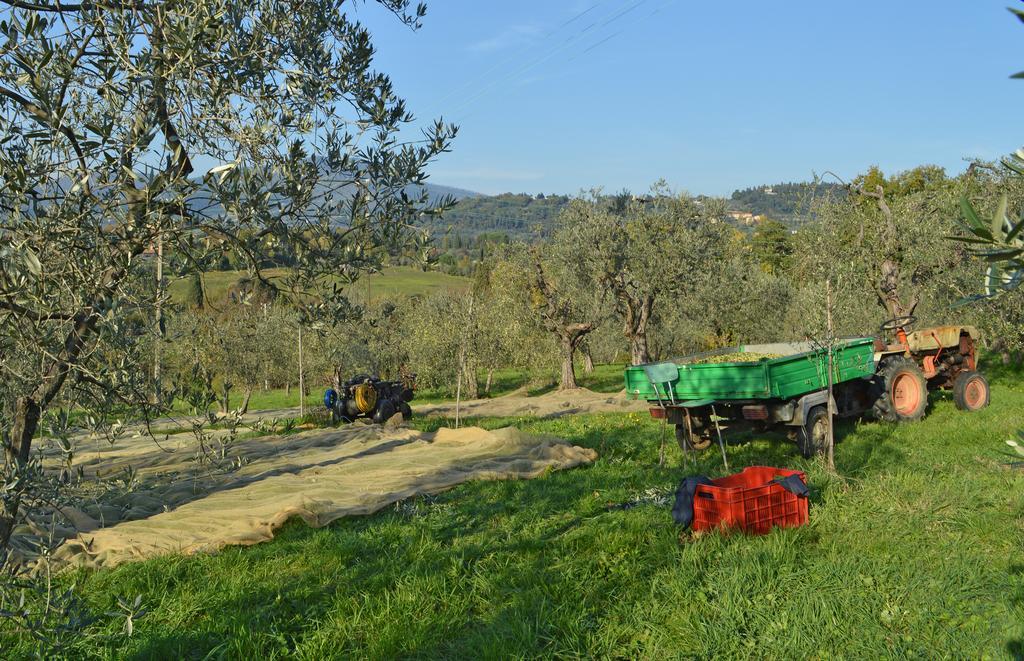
xmin=879 ymin=315 xmax=917 ymax=333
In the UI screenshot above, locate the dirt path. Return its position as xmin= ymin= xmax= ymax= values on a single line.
xmin=121 ymin=387 xmax=646 ymax=437
xmin=414 ymin=387 xmax=647 ymax=420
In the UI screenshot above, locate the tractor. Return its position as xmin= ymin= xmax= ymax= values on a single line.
xmin=323 ymin=373 xmax=415 ymax=424
xmin=870 ymin=316 xmax=990 ymax=422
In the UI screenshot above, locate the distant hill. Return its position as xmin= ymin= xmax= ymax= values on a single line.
xmin=432 ymin=183 xmax=847 ymax=238
xmin=415 ymin=183 xmax=485 ymax=202
xmin=429 ymin=193 xmax=571 ymax=239
xmin=168 ymin=266 xmax=469 ymax=305
xmin=185 ymin=174 xmax=842 ymax=241
xmin=729 ymin=182 xmax=846 ymax=228
xmin=182 ymin=173 xmax=484 ymax=221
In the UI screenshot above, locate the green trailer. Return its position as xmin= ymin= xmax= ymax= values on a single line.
xmin=624 ymin=339 xmax=877 ymax=457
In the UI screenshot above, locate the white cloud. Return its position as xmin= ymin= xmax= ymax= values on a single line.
xmin=468 ymin=24 xmax=543 ymax=53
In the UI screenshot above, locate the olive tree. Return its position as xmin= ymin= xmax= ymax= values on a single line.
xmin=0 ymin=0 xmax=454 ymax=552
xmin=556 ymin=186 xmax=728 ymax=365
xmin=399 ymin=291 xmax=467 ymax=395
xmin=795 ymin=167 xmax=974 ymax=334
xmin=484 ymin=253 xmax=559 ymax=378
xmin=526 ymin=242 xmax=600 ymax=390
xmin=222 ymin=303 xmax=296 ymax=414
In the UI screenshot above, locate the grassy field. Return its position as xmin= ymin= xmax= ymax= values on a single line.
xmin=166 ymin=266 xmax=469 ymax=306
xmin=5 ymin=374 xmax=1022 ymax=658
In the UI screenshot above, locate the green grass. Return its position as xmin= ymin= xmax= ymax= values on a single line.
xmin=233 ymin=388 xmax=322 ymax=413
xmin=167 ymin=266 xmax=469 ymax=306
xmin=5 ymin=378 xmax=1022 ymax=658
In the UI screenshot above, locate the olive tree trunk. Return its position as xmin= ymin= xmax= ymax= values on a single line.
xmin=630 ymin=334 xmax=651 ymax=366
xmin=557 ymin=325 xmax=594 ymax=390
xmin=462 ymin=360 xmax=480 ymax=400
xmin=531 ymin=253 xmax=596 ymax=391
xmin=560 ymin=340 xmax=579 ymax=390
xmin=239 ymin=386 xmax=254 ymax=415
xmin=582 ymin=345 xmax=595 ymax=373
xmin=620 ymin=293 xmax=654 ymax=365
xmin=2 ymin=309 xmax=100 ymax=550
xmin=221 ymin=382 xmax=233 ymax=413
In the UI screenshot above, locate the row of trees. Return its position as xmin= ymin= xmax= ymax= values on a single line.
xmin=432 ymin=164 xmax=1024 ymax=393
xmin=161 ymin=162 xmax=1024 ymax=408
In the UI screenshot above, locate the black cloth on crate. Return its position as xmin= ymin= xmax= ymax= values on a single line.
xmin=671 ymin=475 xmax=714 ymax=528
xmin=772 ymin=474 xmax=810 ymax=498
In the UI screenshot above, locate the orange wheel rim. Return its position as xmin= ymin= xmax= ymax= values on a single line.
xmin=964 ymin=379 xmax=985 ymax=409
xmin=892 ymin=373 xmax=921 ymax=415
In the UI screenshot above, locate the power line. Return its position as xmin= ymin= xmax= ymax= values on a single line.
xmin=444 ymin=0 xmax=653 ymax=121
xmin=419 ymin=1 xmax=619 ymax=120
xmin=572 ymin=0 xmax=676 ymax=60
xmin=449 ymin=0 xmax=678 ymax=124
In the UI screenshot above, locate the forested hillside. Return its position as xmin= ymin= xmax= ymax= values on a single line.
xmin=428 ymin=183 xmax=846 ymax=239
xmin=730 ymin=182 xmax=847 ymax=227
xmin=430 ymin=193 xmax=571 ymax=238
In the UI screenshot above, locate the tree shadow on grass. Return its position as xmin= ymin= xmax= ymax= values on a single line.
xmin=116 ymin=450 xmax=673 ymax=658
xmin=124 ymin=528 xmax=612 ymax=658
xmin=97 ymin=412 xmax=919 ymax=658
xmin=833 ymin=420 xmax=905 ymax=477
xmin=1002 ymin=553 xmax=1024 ymax=658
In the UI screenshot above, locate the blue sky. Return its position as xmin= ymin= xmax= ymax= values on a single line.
xmin=358 ymin=0 xmax=1024 ymax=196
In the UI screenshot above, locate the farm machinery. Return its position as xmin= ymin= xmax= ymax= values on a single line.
xmin=625 ymin=319 xmax=990 ymax=458
xmin=870 ymin=316 xmax=988 ymax=421
xmin=323 ymin=374 xmax=415 ymax=424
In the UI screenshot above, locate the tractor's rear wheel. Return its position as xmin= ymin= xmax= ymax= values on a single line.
xmin=675 ymin=424 xmax=712 ymax=452
xmin=953 ymin=370 xmax=990 ymax=412
xmin=872 ymin=357 xmax=928 ymax=422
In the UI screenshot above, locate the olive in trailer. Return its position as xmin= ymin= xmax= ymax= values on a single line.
xmin=324 ymin=374 xmax=415 ymax=424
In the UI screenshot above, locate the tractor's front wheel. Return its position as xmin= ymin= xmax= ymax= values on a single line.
xmin=872 ymin=357 xmax=928 ymax=422
xmin=953 ymin=370 xmax=990 ymax=412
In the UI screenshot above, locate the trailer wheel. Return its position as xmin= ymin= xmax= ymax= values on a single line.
xmin=675 ymin=424 xmax=712 ymax=452
xmin=953 ymin=370 xmax=989 ymax=412
xmin=871 ymin=356 xmax=928 ymax=422
xmin=797 ymin=405 xmax=830 ymax=458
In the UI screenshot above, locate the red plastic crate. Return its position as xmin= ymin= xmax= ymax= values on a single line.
xmin=692 ymin=466 xmax=809 ymax=534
